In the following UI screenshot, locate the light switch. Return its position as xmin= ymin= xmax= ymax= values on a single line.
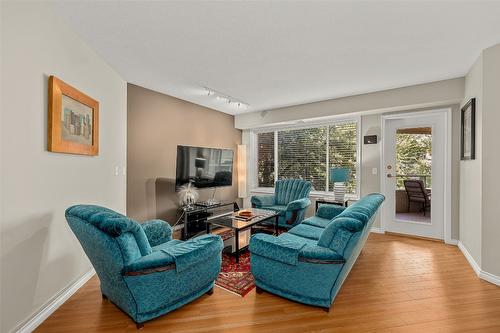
xmin=114 ymin=166 xmax=119 ymax=176
xmin=372 ymin=168 xmax=378 ymax=175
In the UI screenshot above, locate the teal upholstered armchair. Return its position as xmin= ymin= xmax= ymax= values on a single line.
xmin=251 ymin=179 xmax=312 ymax=228
xmin=250 ymin=194 xmax=385 ymax=310
xmin=66 ymin=205 xmax=223 ymax=328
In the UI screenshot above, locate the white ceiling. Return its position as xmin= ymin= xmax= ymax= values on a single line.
xmin=49 ymin=1 xmax=500 ymax=115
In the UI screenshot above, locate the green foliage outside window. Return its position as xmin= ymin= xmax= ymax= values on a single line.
xmin=278 ymin=127 xmax=327 ymax=191
xmin=256 ymin=121 xmax=358 ymax=194
xmin=396 ymin=133 xmax=432 ymax=189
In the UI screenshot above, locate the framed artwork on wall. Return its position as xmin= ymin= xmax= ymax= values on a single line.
xmin=48 ymin=76 xmax=99 ymax=155
xmin=460 ymin=97 xmax=475 ymax=160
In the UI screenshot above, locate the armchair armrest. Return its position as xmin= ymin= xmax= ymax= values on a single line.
xmin=124 ymin=234 xmax=222 ymax=276
xmin=123 ymin=251 xmax=175 ymax=276
xmin=162 ymin=234 xmax=223 ymax=273
xmin=316 ymin=204 xmax=346 ymax=220
xmin=249 ymin=233 xmax=306 ymax=265
xmin=141 ymin=219 xmax=172 ymax=247
xmin=251 ymin=194 xmax=275 ymax=208
xmin=286 ymin=198 xmax=311 ymax=211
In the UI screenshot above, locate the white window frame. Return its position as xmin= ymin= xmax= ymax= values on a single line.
xmin=249 ymin=115 xmax=362 ymax=200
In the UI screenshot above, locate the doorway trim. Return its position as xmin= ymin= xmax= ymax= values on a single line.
xmin=380 ymin=108 xmax=452 ymax=244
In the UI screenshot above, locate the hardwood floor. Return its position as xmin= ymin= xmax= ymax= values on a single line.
xmin=35 ymin=233 xmax=500 ymax=333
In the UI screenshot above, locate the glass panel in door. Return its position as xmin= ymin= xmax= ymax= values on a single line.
xmin=394 ymin=127 xmax=432 ymax=224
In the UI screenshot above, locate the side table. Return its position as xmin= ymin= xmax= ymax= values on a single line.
xmin=315 ymin=198 xmax=348 ymax=212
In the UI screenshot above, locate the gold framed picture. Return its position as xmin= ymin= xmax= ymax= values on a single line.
xmin=48 ymin=76 xmax=99 ymax=155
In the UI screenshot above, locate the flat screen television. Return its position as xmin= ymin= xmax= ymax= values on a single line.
xmin=175 ymin=145 xmax=234 ymax=190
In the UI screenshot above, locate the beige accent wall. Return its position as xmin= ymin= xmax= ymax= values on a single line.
xmin=127 ymin=84 xmax=242 ymax=224
xmin=1 ymin=3 xmax=127 ymax=332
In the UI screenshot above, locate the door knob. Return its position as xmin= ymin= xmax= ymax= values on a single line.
xmin=387 ymin=174 xmax=394 ymax=178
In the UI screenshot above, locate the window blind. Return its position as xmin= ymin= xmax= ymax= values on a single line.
xmin=256 ymin=132 xmax=275 ymax=187
xmin=328 ymin=122 xmax=358 ymax=194
xmin=278 ymin=127 xmax=327 ymax=191
xmin=254 ymin=120 xmax=359 ymax=195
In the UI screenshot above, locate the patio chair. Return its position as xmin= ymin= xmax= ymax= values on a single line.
xmin=404 ymin=179 xmax=431 ymax=216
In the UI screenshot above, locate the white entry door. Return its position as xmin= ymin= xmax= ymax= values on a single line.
xmin=381 ymin=110 xmax=450 ymax=240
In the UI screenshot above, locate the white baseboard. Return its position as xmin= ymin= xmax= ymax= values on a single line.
xmin=446 ymin=239 xmax=459 ymax=246
xmin=458 ymin=241 xmax=500 ymax=287
xmin=15 ymin=269 xmax=96 ymax=333
xmin=457 ymin=241 xmax=481 ymax=275
xmin=479 ymin=270 xmax=500 ymax=286
xmin=370 ymin=227 xmax=385 ymax=234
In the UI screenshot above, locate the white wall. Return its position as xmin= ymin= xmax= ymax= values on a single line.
xmin=481 ymin=43 xmax=500 ymax=278
xmin=0 ymin=2 xmax=4 ymax=329
xmin=0 ymin=3 xmax=127 ymax=332
xmin=239 ymin=81 xmax=462 ymax=238
xmin=460 ymin=56 xmax=483 ymax=266
xmin=235 ymin=78 xmax=464 ymax=129
xmin=457 ymin=42 xmax=500 ymax=281
xmin=360 ymin=115 xmax=381 ymax=228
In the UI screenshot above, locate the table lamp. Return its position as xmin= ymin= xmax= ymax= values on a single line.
xmin=330 ymin=168 xmax=350 ymax=201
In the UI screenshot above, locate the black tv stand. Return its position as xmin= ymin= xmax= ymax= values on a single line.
xmin=195 ymin=201 xmax=221 ymax=208
xmin=180 ymin=201 xmax=239 ymax=240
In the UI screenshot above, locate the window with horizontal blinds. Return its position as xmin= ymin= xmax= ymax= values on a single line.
xmin=329 ymin=122 xmax=358 ymax=194
xmin=256 ymin=132 xmax=275 ymax=187
xmin=278 ymin=127 xmax=327 ymax=191
xmin=254 ymin=119 xmax=359 ymax=195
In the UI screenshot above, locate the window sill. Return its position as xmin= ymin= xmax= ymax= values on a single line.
xmin=249 ymin=188 xmax=359 ymax=201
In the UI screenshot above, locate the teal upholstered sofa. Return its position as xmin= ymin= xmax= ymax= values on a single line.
xmin=251 ymin=179 xmax=312 ymax=228
xmin=249 ymin=193 xmax=385 ymax=310
xmin=66 ymin=205 xmax=223 ymax=327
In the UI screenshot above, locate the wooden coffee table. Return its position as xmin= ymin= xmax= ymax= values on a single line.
xmin=206 ymin=208 xmax=280 ymax=263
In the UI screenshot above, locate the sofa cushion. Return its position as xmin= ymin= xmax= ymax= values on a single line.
xmin=275 ymin=233 xmax=344 ymax=262
xmin=317 ymin=217 xmax=364 ymax=252
xmin=250 ymin=233 xmax=306 ymax=266
xmin=334 ymin=194 xmax=385 ymax=225
xmin=299 ymin=245 xmax=345 ymax=262
xmin=316 ymin=204 xmax=346 ymax=220
xmin=337 ymin=209 xmax=370 ymax=224
xmin=288 ymin=224 xmax=324 ymax=240
xmin=278 ymin=232 xmax=317 ymax=247
xmin=302 ymin=215 xmax=332 ymax=229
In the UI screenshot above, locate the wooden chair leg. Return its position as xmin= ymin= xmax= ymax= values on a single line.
xmin=206 ymin=287 xmax=214 ymax=295
xmin=322 ymin=306 xmax=330 ymax=313
xmin=256 ymin=286 xmax=264 ymax=294
xmin=136 ymin=323 xmax=144 ymax=329
xmin=101 ymin=293 xmax=108 ymax=300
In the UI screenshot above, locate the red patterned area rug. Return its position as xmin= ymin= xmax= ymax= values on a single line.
xmin=215 ymin=230 xmax=255 ymax=297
